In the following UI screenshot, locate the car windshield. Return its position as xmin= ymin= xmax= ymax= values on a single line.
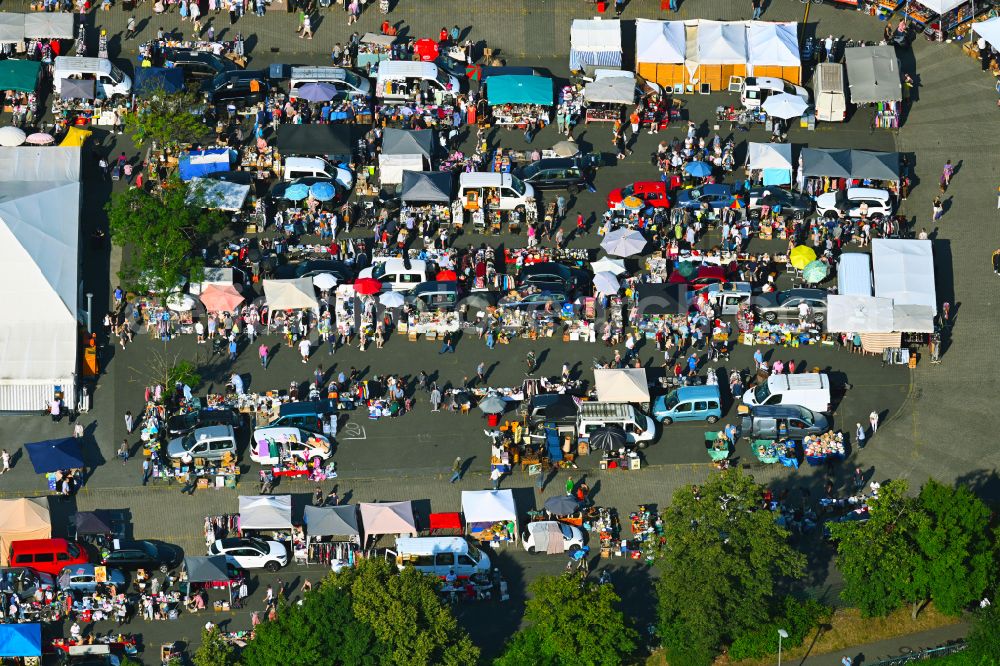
xmin=341 ymin=70 xmax=365 ymax=89
xmin=247 ymin=538 xmax=269 ymax=552
xmin=66 ymin=544 xmax=80 ymax=559
xmin=108 ymin=65 xmax=125 ymax=85
xmin=753 ymin=383 xmax=771 ymax=403
xmin=620 ymin=184 xmax=635 ymax=197
xmin=662 ymin=391 xmax=679 ymax=411
xmin=181 ymin=434 xmax=196 ymax=451
xmin=520 ymin=163 xmax=541 ymax=178
xmin=370 ymin=263 xmax=387 ymax=279
xmin=465 ymin=548 xmax=481 ymax=563
xmin=509 ymin=175 xmax=527 ymax=196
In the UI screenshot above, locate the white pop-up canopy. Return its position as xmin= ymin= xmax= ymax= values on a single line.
xmin=23 ymin=13 xmax=74 ymax=39
xmin=359 ymin=502 xmax=417 ymax=537
xmin=239 ymin=495 xmax=293 ymax=530
xmin=594 ymin=368 xmax=650 ymax=404
xmin=378 ymin=154 xmax=424 ymax=185
xmin=747 ymin=21 xmax=799 ymax=66
xmin=697 ymin=20 xmax=748 ymax=64
xmin=914 ymin=0 xmax=967 ymax=13
xmin=0 ymin=146 xmax=81 ymax=411
xmin=635 ymin=19 xmax=685 ymax=64
xmin=461 ymin=490 xmax=517 ymax=525
xmin=746 ymin=142 xmax=792 ymax=170
xmin=570 ymin=19 xmax=622 ymax=70
xmin=263 ymin=278 xmax=319 ymax=311
xmin=871 ymin=239 xmax=937 ymax=314
xmin=826 ymin=295 xmax=894 ymax=333
xmin=972 ymin=17 xmax=1000 ymax=50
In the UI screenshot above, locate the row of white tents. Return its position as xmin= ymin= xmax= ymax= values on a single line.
xmin=0 ymin=12 xmax=75 ymax=43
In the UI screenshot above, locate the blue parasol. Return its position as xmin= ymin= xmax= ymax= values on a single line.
xmin=685 ymin=161 xmax=712 ymax=177
xmin=309 ymin=181 xmax=336 ymax=201
xmin=284 ymin=183 xmax=310 ymax=201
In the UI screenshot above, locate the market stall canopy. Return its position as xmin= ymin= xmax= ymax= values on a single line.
xmin=0 ymin=14 xmax=24 ymax=43
xmin=584 ymin=75 xmax=637 ymax=105
xmin=59 ymin=78 xmax=95 ymax=100
xmin=25 ymin=437 xmax=83 ymax=474
xmin=361 ymin=32 xmax=397 ymax=47
xmin=0 ymin=146 xmax=81 ymax=411
xmin=917 ymin=0 xmax=966 ymax=12
xmin=847 ymin=150 xmax=899 ymax=182
xmin=276 ymin=124 xmax=352 ymax=161
xmin=594 ymin=367 xmax=650 ymax=403
xmin=359 ymin=501 xmax=417 ymax=537
xmin=239 ymin=495 xmax=293 ymax=530
xmin=551 ymin=140 xmax=580 ymax=157
xmin=635 ymin=283 xmax=687 ymax=315
xmin=891 ymin=304 xmax=935 ymax=334
xmin=303 ymin=504 xmax=360 ymax=538
xmin=0 ymin=59 xmax=40 ymax=93
xmin=198 ymin=283 xmax=245 ymax=313
xmin=262 ymin=278 xmax=320 ymax=311
xmin=487 ymin=75 xmax=554 ymax=106
xmin=746 ymin=142 xmax=792 ymax=170
xmin=24 ymin=12 xmax=74 ymax=39
xmin=74 ymin=510 xmax=113 ymax=536
xmin=635 ymin=19 xmax=685 ymax=64
xmin=543 ymin=495 xmax=582 ymax=516
xmin=178 ymin=148 xmax=232 ymax=181
xmin=0 ymin=498 xmax=50 ymax=565
xmin=972 ymin=17 xmax=1000 ymax=50
xmin=382 ymin=128 xmax=434 ymax=160
xmin=478 ymin=394 xmax=507 ymax=414
xmin=378 ymin=154 xmax=425 ymax=185
xmin=183 ymin=555 xmax=230 ymax=583
xmin=461 ymin=490 xmax=517 ymax=524
xmin=697 ymin=20 xmax=748 ymax=64
xmin=0 ymin=624 xmax=41 ymax=658
xmin=569 ymin=18 xmax=623 ymax=70
xmin=400 ymin=170 xmax=452 ymax=203
xmin=134 ymin=67 xmax=185 ymax=95
xmin=826 ymin=295 xmax=894 ymax=333
xmin=747 ymin=21 xmax=799 ymax=67
xmin=187 ymin=177 xmax=250 ymax=211
xmin=800 ymin=147 xmax=852 ymax=179
xmin=844 ymin=45 xmax=901 ymax=103
xmin=871 ymin=239 xmax=937 ymax=313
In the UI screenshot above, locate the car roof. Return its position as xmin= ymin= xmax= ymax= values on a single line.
xmin=747 ymin=405 xmax=813 ymax=418
xmin=519 ymin=262 xmax=570 ymax=276
xmin=675 ymin=385 xmax=721 ymax=400
xmin=278 ymin=399 xmax=337 ymax=416
xmin=526 ymin=158 xmax=578 ymax=169
xmin=191 ymin=425 xmax=235 ymax=439
xmin=409 ymin=280 xmax=458 ymax=295
xmin=781 ymin=288 xmax=827 ymax=299
xmin=845 ymin=187 xmax=890 ymax=200
xmin=701 ymin=183 xmax=732 ymax=194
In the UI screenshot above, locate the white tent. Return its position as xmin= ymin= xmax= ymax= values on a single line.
xmin=972 ymin=17 xmax=1000 ymax=50
xmin=461 ymin=490 xmax=517 ymax=525
xmin=570 ymin=19 xmax=622 ymax=70
xmin=262 ymin=278 xmax=319 ymax=311
xmin=378 ymin=154 xmax=424 ymax=185
xmin=747 ymin=21 xmax=799 ymax=68
xmin=871 ymin=239 xmax=937 ymax=314
xmin=0 ymin=147 xmax=81 ymax=411
xmin=635 ymin=19 xmax=685 ymax=64
xmin=697 ymin=20 xmax=748 ymax=64
xmin=746 ymin=142 xmax=792 ymax=170
xmin=891 ymin=304 xmax=935 ymax=334
xmin=239 ymin=495 xmax=293 ymax=530
xmin=359 ymin=502 xmax=417 ymax=538
xmin=0 ymin=14 xmax=24 ymax=43
xmin=594 ymin=368 xmax=650 ymax=404
xmin=584 ymin=75 xmax=637 ymax=104
xmin=826 ymin=295 xmax=894 ymax=333
xmin=915 ymin=0 xmax=966 ymax=13
xmin=23 ymin=13 xmax=74 ymax=39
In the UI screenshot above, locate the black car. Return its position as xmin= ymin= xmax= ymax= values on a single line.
xmin=517 ymin=261 xmax=588 ymax=293
xmin=514 ymin=156 xmax=596 ymax=193
xmin=745 ymin=187 xmax=813 ymax=220
xmin=98 ymin=540 xmax=183 ymax=573
xmin=202 ymin=70 xmax=269 ymax=106
xmin=162 ymin=48 xmax=239 ymax=84
xmin=276 ymin=259 xmax=355 ymax=283
xmin=167 ymin=408 xmax=242 ymax=437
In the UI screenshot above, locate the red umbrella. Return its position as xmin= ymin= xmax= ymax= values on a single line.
xmin=436 ymin=270 xmax=458 ymax=282
xmin=414 ymin=38 xmax=439 ymax=62
xmin=354 ymin=278 xmax=382 ymax=295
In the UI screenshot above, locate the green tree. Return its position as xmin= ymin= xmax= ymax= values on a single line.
xmin=124 ymin=87 xmax=208 ymax=147
xmin=495 ymin=572 xmax=637 ymax=666
xmin=349 ymin=558 xmax=479 ymax=666
xmin=193 ymin=627 xmax=234 ymax=666
xmin=655 ymin=468 xmax=806 ymax=665
xmin=965 ymin=602 xmax=1000 ymax=664
xmin=106 ymin=175 xmax=226 ymax=294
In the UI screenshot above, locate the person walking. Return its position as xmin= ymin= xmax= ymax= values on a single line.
xmin=124 ymin=15 xmax=137 ymax=39
xmin=124 ymin=410 xmax=134 ymax=434
xmin=118 ymin=439 xmax=129 ymax=465
xmin=855 ymin=422 xmax=866 ymax=449
xmin=525 ymin=350 xmax=536 ymax=375
xmin=1 ymin=449 xmax=10 ymax=474
xmin=300 ymin=12 xmax=313 ymax=39
xmin=228 ymin=337 xmax=238 ymax=362
xmin=438 ymin=332 xmax=455 ymax=354
xmin=556 ymin=194 xmax=567 ymax=219
xmin=450 ymin=457 xmax=463 ymax=483
xmin=565 ymin=476 xmax=575 ymax=496
xmin=258 ymin=343 xmax=269 ymax=368
xmin=869 ymin=410 xmax=879 ymax=434
xmin=490 ymin=467 xmax=502 ymax=490
xmin=299 ymin=338 xmax=311 ymax=363
xmin=430 ymin=386 xmax=442 ymax=412
xmin=751 ymin=0 xmax=762 ymax=20
xmin=476 ymin=362 xmax=486 ymax=384
xmin=941 ymin=160 xmax=954 ymax=191
xmin=576 ymin=213 xmax=586 ymax=236
xmin=933 ymin=196 xmax=943 ymax=221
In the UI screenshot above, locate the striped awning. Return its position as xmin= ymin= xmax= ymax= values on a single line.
xmin=569 ymin=49 xmax=622 ymax=71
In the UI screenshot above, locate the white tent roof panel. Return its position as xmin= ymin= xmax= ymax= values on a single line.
xmin=378 ymin=154 xmax=424 ymax=185
xmin=871 ymin=239 xmax=937 ymax=314
xmin=746 ymin=141 xmax=792 ymax=170
xmin=697 ymin=20 xmax=748 ymax=65
xmin=571 ymin=19 xmax=622 ymax=52
xmin=262 ymin=278 xmax=319 ymax=311
xmin=238 ymin=495 xmax=293 ymax=530
xmin=826 ymin=295 xmax=894 ymax=333
xmin=747 ymin=21 xmax=800 ymax=66
xmin=594 ymin=368 xmax=650 ymax=403
xmin=24 ymin=13 xmax=74 ymax=39
xmin=635 ymin=19 xmax=685 ymax=64
xmin=461 ymin=490 xmax=517 ymax=524
xmin=972 ymin=17 xmax=1000 ymax=50
xmin=0 ymin=14 xmax=25 ymax=43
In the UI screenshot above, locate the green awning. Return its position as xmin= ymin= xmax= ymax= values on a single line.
xmin=487 ymin=75 xmax=553 ymax=106
xmin=0 ymin=60 xmax=40 ymax=93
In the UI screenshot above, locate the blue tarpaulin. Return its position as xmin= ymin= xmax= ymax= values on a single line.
xmin=0 ymin=624 xmax=41 ymax=657
xmin=24 ymin=438 xmax=84 ymax=474
xmin=178 ymin=148 xmax=232 ymax=181
xmin=545 ymin=425 xmax=563 ymax=462
xmin=762 ymin=168 xmax=791 ymax=186
xmin=134 ymin=67 xmax=185 ymax=95
xmin=487 ymin=75 xmax=554 ymax=106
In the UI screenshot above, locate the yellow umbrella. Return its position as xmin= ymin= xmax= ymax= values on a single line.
xmin=59 ymin=127 xmax=92 ymax=147
xmin=789 ymin=245 xmax=817 ymax=270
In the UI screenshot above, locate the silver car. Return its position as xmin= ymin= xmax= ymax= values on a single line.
xmin=752 ymin=288 xmax=827 ymax=323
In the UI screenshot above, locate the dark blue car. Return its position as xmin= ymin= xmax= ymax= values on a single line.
xmin=498 ymin=290 xmax=568 ymax=312
xmin=675 ymin=184 xmax=734 ymax=210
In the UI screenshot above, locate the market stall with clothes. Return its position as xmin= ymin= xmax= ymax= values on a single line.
xmin=844 ymin=45 xmax=902 ymax=129
xmin=485 ymin=74 xmax=554 ymax=128
xmin=0 ymin=59 xmax=40 ymax=126
xmin=461 ymin=490 xmax=518 ymax=547
xmin=583 ymin=74 xmax=637 ymax=124
xmin=378 ymin=128 xmax=434 ymax=187
xmin=745 ymin=141 xmax=793 ymax=187
xmin=635 ymin=19 xmax=686 ymax=90
xmin=262 ymin=278 xmax=320 ymax=322
xmin=357 ymin=33 xmax=397 ymax=73
xmin=799 ymin=147 xmax=900 ymax=197
xmin=569 ymin=18 xmax=623 ymax=75
xmin=302 ymin=504 xmax=361 ymax=569
xmin=359 ymin=501 xmax=418 ymax=550
xmin=238 ymin=494 xmax=297 ymax=554
xmin=179 ymin=556 xmax=242 ymax=613
xmin=400 ymin=169 xmax=455 ymax=229
xmin=904 ymin=0 xmax=977 ymax=38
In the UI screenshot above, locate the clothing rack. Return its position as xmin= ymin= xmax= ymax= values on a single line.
xmin=205 ymin=514 xmax=240 ymax=543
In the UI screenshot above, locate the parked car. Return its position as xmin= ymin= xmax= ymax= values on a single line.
xmin=249 ymin=426 xmax=334 ymax=465
xmin=668 ymin=265 xmax=732 ymax=290
xmin=652 ymin=385 xmax=722 ymax=424
xmin=269 ymin=399 xmax=339 ymax=436
xmin=202 ymin=69 xmax=269 ymax=106
xmin=162 ymin=48 xmax=239 ymax=84
xmin=517 ymin=262 xmax=587 ymax=293
xmin=208 ymin=538 xmax=287 ymax=571
xmin=167 ymin=408 xmax=242 ymax=438
xmin=404 ymin=281 xmax=460 ymax=311
xmin=739 ymin=405 xmax=830 ymax=440
xmin=98 ymin=540 xmax=183 ymax=574
xmin=675 ymin=183 xmax=735 ymax=210
xmin=815 ymin=187 xmax=894 ymax=220
xmin=752 ymin=288 xmax=828 ymax=323
xmin=166 ymin=425 xmax=238 ymax=462
xmin=0 ymin=567 xmax=56 ymax=600
xmin=275 ymin=259 xmax=355 ymax=283
xmin=745 ymin=187 xmax=813 ymax=219
xmin=498 ymin=289 xmax=569 ymax=312
xmin=522 ymin=521 xmax=585 ymax=554
xmin=513 ymin=156 xmax=596 ymax=192
xmin=606 ymin=180 xmax=672 ymax=209
xmin=58 ymin=564 xmax=127 ymax=594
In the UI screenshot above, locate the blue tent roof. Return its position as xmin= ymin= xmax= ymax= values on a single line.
xmin=134 ymin=67 xmax=185 ymax=95
xmin=487 ymin=75 xmax=554 ymax=106
xmin=178 ymin=148 xmax=232 ymax=182
xmin=0 ymin=624 xmax=40 ymax=657
xmin=25 ymin=438 xmax=84 ymax=474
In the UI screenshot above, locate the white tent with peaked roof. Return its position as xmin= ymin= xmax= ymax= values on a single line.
xmin=0 ymin=147 xmax=81 ymax=410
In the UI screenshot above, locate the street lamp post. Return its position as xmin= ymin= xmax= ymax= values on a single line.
xmin=778 ymin=628 xmax=789 ymax=666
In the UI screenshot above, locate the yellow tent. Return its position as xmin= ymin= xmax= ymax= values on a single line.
xmin=0 ymin=498 xmax=51 ymax=565
xmin=59 ymin=127 xmax=92 ymax=147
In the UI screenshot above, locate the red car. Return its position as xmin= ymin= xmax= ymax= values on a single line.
xmin=606 ymin=179 xmax=678 ymax=210
xmin=667 ymin=264 xmax=736 ymax=290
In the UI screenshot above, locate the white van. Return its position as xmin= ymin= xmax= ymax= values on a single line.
xmin=289 ymin=66 xmax=372 ymax=101
xmin=458 ymin=172 xmax=535 ymax=212
xmin=54 ymin=57 xmax=132 ymax=98
xmin=282 ymin=156 xmax=354 ymax=189
xmin=740 ymin=76 xmax=810 ymax=109
xmin=392 ymin=537 xmax=490 ymax=578
xmin=837 ymin=253 xmax=873 ymax=297
xmin=576 ymin=402 xmax=657 ymax=449
xmin=249 ymin=426 xmax=333 ymax=466
xmin=375 ymin=61 xmax=460 ymax=102
xmin=742 ymin=373 xmax=832 ymax=414
xmin=358 ymin=258 xmax=430 ymax=292
xmin=814 ymin=62 xmax=847 ymax=122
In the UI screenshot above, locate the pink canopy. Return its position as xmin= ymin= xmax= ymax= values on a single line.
xmin=359 ymin=501 xmax=417 ymax=537
xmin=199 ymin=284 xmax=245 ymax=313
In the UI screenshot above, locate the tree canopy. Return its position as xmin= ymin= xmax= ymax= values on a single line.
xmin=124 ymin=88 xmax=208 ymax=147
xmin=831 ymin=479 xmax=995 ymax=619
xmin=106 ymin=176 xmax=226 ymax=294
xmin=494 ymin=572 xmax=637 ymax=666
xmin=192 ymin=627 xmax=234 ymax=666
xmin=654 ymin=468 xmax=805 ymax=665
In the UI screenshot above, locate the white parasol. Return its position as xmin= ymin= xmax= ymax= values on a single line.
xmin=593 ymin=271 xmax=621 ymax=296
xmin=379 ymin=291 xmax=405 ymax=308
xmin=0 ymin=126 xmax=26 ymax=147
xmin=166 ymin=293 xmax=197 ymax=312
xmin=600 ymin=228 xmax=647 ymax=257
xmin=762 ymin=93 xmax=809 ymax=119
xmin=312 ymin=273 xmax=338 ymax=290
xmin=591 ymin=256 xmax=626 ymax=276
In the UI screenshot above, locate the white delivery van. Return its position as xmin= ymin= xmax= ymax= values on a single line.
xmin=358 ymin=258 xmax=430 ymax=292
xmin=814 ymin=62 xmax=847 ymax=122
xmin=249 ymin=426 xmax=333 ymax=466
xmin=458 ymin=172 xmax=535 ymax=212
xmin=743 ymin=373 xmax=832 ymax=414
xmin=392 ymin=537 xmax=491 ymax=578
xmin=576 ymin=402 xmax=657 ymax=449
xmin=289 ymin=66 xmax=371 ymax=101
xmin=282 ymin=156 xmax=354 ymax=190
xmin=54 ymin=57 xmax=132 ymax=98
xmin=837 ymin=253 xmax=873 ymax=297
xmin=740 ymin=76 xmax=810 ymax=109
xmin=375 ymin=61 xmax=460 ymax=102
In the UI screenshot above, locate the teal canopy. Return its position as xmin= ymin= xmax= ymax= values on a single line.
xmin=487 ymin=75 xmax=554 ymax=106
xmin=0 ymin=60 xmax=40 ymax=93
